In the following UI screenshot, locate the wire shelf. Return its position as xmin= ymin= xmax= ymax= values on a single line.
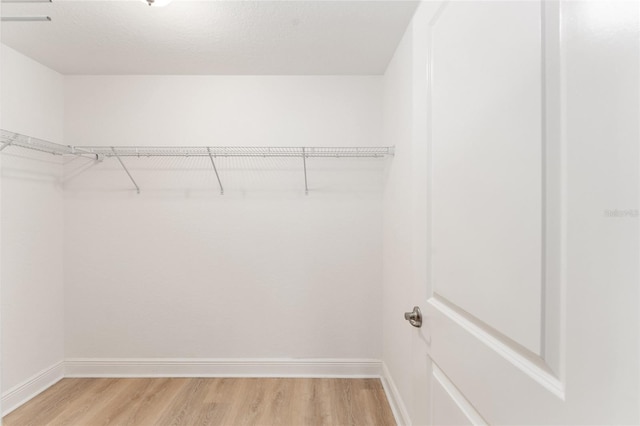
xmin=1 ymin=129 xmax=394 ymax=195
xmin=0 ymin=130 xmax=394 ymax=158
xmin=1 ymin=129 xmax=74 ymax=156
xmin=75 ymin=146 xmax=394 ymax=158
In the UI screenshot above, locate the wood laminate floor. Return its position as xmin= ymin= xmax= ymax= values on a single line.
xmin=3 ymin=378 xmax=396 ymax=426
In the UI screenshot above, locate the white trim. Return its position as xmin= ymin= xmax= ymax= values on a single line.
xmin=381 ymin=362 xmax=411 ymax=426
xmin=432 ymin=364 xmax=487 ymax=426
xmin=64 ymin=358 xmax=382 ymax=378
xmin=2 ymin=361 xmax=64 ymax=416
xmin=428 ymin=297 xmax=565 ymax=399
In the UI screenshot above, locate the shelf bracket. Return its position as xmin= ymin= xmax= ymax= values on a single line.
xmin=207 ymin=147 xmax=224 ymax=195
xmin=0 ymin=134 xmax=19 ymax=152
xmin=302 ymin=147 xmax=309 ymax=195
xmin=111 ymin=147 xmax=140 ymax=194
xmin=71 ymin=146 xmax=103 ymax=161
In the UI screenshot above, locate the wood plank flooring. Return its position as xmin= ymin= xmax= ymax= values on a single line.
xmin=3 ymin=378 xmax=396 ymax=426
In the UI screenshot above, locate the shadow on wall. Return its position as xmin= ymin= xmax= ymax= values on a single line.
xmin=1 ymin=151 xmax=64 ymax=186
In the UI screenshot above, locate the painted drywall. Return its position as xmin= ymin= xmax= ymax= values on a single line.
xmin=1 ymin=46 xmax=63 ymax=144
xmin=382 ymin=3 xmax=435 ymax=424
xmin=0 ymin=45 xmax=65 ymax=393
xmin=64 ymin=76 xmax=382 ymax=147
xmin=63 ymin=76 xmax=385 ymax=361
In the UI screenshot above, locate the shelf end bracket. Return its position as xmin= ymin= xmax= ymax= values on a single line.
xmin=0 ymin=133 xmax=19 ymax=152
xmin=207 ymin=147 xmax=224 ymax=195
xmin=302 ymin=147 xmax=309 ymax=195
xmin=111 ymin=147 xmax=140 ymax=194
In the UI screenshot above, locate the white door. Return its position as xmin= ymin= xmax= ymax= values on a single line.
xmin=422 ymin=1 xmax=639 ymax=424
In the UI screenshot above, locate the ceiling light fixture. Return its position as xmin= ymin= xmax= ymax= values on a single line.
xmin=142 ymin=0 xmax=173 ymax=6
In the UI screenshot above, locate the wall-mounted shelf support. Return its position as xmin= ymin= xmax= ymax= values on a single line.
xmin=0 ymin=141 xmax=13 ymax=151
xmin=111 ymin=147 xmax=140 ymax=195
xmin=302 ymin=147 xmax=309 ymax=195
xmin=0 ymin=134 xmax=19 ymax=152
xmin=207 ymin=147 xmax=224 ymax=195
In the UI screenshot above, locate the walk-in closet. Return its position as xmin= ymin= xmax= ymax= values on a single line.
xmin=1 ymin=1 xmax=639 ymax=425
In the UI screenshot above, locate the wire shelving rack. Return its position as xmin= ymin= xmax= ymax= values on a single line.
xmin=1 ymin=129 xmax=394 ymax=195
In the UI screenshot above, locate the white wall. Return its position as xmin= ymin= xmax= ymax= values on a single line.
xmin=0 ymin=45 xmax=65 ymax=395
xmin=64 ymin=76 xmax=382 ymax=148
xmin=1 ymin=46 xmax=64 ymax=144
xmin=63 ymin=76 xmax=385 ymax=362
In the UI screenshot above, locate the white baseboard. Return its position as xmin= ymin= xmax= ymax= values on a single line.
xmin=381 ymin=362 xmax=411 ymax=426
xmin=2 ymin=361 xmax=65 ymax=417
xmin=65 ymin=358 xmax=382 ymax=378
xmin=5 ymin=358 xmax=386 ymax=417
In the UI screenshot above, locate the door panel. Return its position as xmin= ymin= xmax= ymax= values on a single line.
xmin=432 ymin=365 xmax=486 ymax=426
xmin=430 ymin=0 xmax=543 ymax=355
xmin=428 ymin=297 xmax=563 ymax=424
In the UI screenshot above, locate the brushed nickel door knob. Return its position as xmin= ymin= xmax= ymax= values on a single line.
xmin=404 ymin=306 xmax=422 ymax=328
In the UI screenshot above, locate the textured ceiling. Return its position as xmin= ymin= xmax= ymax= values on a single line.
xmin=1 ymin=0 xmax=419 ymax=75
